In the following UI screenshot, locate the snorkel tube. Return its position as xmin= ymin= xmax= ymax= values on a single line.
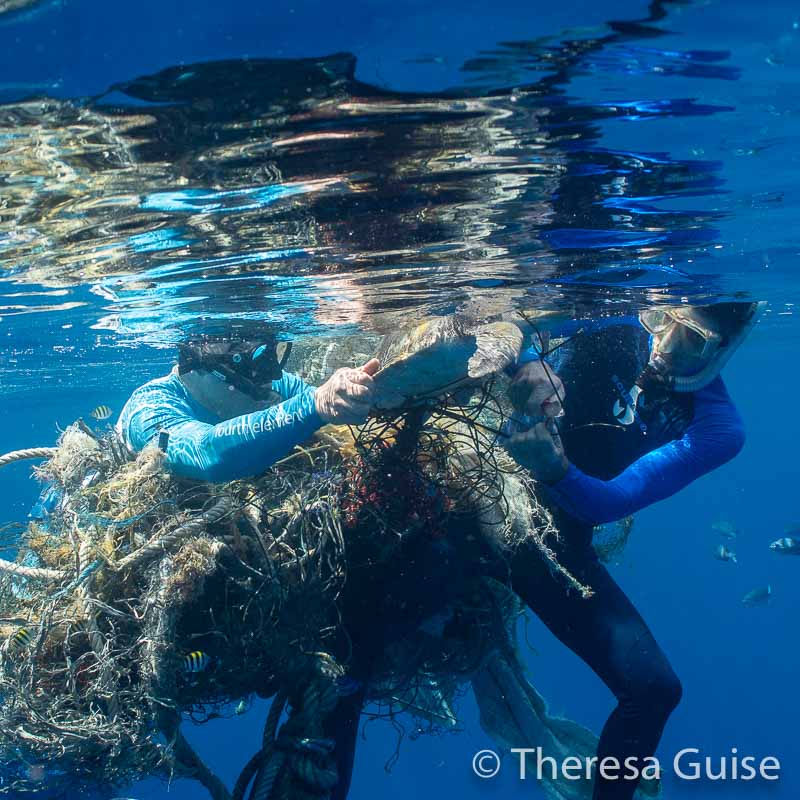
xmin=649 ymin=301 xmax=765 ymax=393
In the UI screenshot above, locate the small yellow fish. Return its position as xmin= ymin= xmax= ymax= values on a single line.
xmin=91 ymin=405 xmax=113 ymax=421
xmin=183 ymin=651 xmax=211 ymax=673
xmin=8 ymin=627 xmax=32 ymax=651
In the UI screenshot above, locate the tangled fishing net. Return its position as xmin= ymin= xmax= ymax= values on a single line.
xmin=0 ymin=340 xmax=598 ymax=800
xmin=593 ymin=517 xmax=635 ymax=564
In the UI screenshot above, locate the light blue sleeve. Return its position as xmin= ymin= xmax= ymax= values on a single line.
xmin=544 ymin=377 xmax=746 ymax=525
xmin=272 ymin=370 xmax=315 ymax=401
xmin=119 ymin=374 xmax=323 ymax=482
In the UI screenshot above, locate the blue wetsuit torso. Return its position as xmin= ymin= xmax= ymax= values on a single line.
xmin=550 ymin=376 xmax=744 ymax=525
xmin=518 ymin=319 xmax=745 ymax=526
xmin=117 ymin=371 xmax=323 ymax=482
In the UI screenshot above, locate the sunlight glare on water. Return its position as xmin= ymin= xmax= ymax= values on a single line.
xmin=0 ymin=0 xmax=797 ymax=394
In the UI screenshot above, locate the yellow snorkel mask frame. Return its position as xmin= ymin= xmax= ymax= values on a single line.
xmin=638 ymin=301 xmax=765 ymax=392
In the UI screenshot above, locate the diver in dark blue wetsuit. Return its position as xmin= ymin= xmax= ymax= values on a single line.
xmin=503 ymin=301 xmax=761 ymax=800
xmin=116 ymin=334 xmax=379 ymax=480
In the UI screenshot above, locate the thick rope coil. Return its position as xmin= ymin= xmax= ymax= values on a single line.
xmin=233 ymin=691 xmax=288 ymax=800
xmin=115 ymin=496 xmax=234 ymax=573
xmin=249 ymin=748 xmax=286 ymax=800
xmin=0 ymin=448 xmax=69 ymax=581
xmin=0 ymin=558 xmax=66 ymax=581
xmin=284 ymin=735 xmax=339 ymax=793
xmin=0 ymin=448 xmax=57 ymax=469
xmin=137 ymin=553 xmax=231 ymax=800
xmin=173 ymin=730 xmax=233 ymax=800
xmin=246 ymin=657 xmax=342 ymax=800
xmin=139 ymin=557 xmax=230 ymax=796
xmin=142 ymin=557 xmax=179 ymax=725
xmin=279 ymin=678 xmax=340 ymax=799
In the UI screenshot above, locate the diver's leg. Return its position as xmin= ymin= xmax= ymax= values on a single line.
xmin=326 ymin=530 xmax=469 ymax=798
xmin=511 ymin=541 xmax=682 ymax=800
xmin=322 ymin=683 xmax=368 ymax=800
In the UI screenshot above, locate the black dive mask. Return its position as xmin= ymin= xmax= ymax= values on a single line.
xmin=180 ymin=338 xmax=293 ymax=401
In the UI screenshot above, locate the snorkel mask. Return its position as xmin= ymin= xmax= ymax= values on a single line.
xmin=639 ymin=301 xmax=764 ymax=392
xmin=178 ymin=336 xmax=293 ymax=401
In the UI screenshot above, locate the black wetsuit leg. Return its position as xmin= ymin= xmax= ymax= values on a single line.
xmin=510 ymin=534 xmax=682 ymax=800
xmin=324 ymin=684 xmax=368 ymax=800
xmin=505 ymin=323 xmax=683 ymax=798
xmin=325 ymin=528 xmax=481 ymax=799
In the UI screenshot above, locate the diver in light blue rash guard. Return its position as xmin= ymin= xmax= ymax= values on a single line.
xmin=117 ymin=334 xmax=379 ymax=481
xmin=502 ymin=301 xmax=761 ymax=800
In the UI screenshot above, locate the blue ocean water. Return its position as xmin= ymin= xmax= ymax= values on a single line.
xmin=0 ymin=1 xmax=798 ymax=799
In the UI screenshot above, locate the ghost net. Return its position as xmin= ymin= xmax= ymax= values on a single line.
xmin=0 ymin=370 xmax=588 ymax=800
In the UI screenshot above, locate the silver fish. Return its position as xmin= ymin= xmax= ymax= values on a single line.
xmin=742 ymin=585 xmax=772 ymax=607
xmin=770 ymin=537 xmax=800 ymax=555
xmin=711 ymin=520 xmax=738 ymax=540
xmin=713 ymin=544 xmax=737 ymax=564
xmin=235 ymin=699 xmax=248 ymax=715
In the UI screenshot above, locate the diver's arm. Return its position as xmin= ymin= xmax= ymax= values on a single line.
xmin=272 ymin=370 xmax=314 ymax=400
xmin=119 ymin=378 xmax=323 ymax=482
xmin=119 ymin=362 xmax=376 ymax=481
xmin=162 ymin=391 xmax=322 ymax=482
xmin=545 ymin=377 xmax=745 ymax=525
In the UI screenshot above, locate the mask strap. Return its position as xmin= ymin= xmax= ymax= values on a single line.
xmin=277 ymin=341 xmax=293 ymax=371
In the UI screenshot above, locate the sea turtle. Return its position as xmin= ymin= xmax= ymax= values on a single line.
xmin=372 ymin=314 xmax=523 ymax=409
xmin=289 ymin=333 xmax=382 ymax=385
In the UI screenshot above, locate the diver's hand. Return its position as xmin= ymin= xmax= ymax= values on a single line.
xmin=508 ymin=419 xmax=569 ymax=484
xmin=508 ymin=360 xmax=565 ymax=418
xmin=315 ymin=359 xmax=380 ymax=424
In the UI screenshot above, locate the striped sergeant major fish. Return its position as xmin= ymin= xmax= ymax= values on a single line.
xmin=91 ymin=405 xmax=113 ymax=421
xmin=182 ymin=651 xmax=211 ymax=673
xmin=7 ymin=627 xmax=32 ymax=652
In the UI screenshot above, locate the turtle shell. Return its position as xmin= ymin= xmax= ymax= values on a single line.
xmin=372 ymin=316 xmax=522 ymax=408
